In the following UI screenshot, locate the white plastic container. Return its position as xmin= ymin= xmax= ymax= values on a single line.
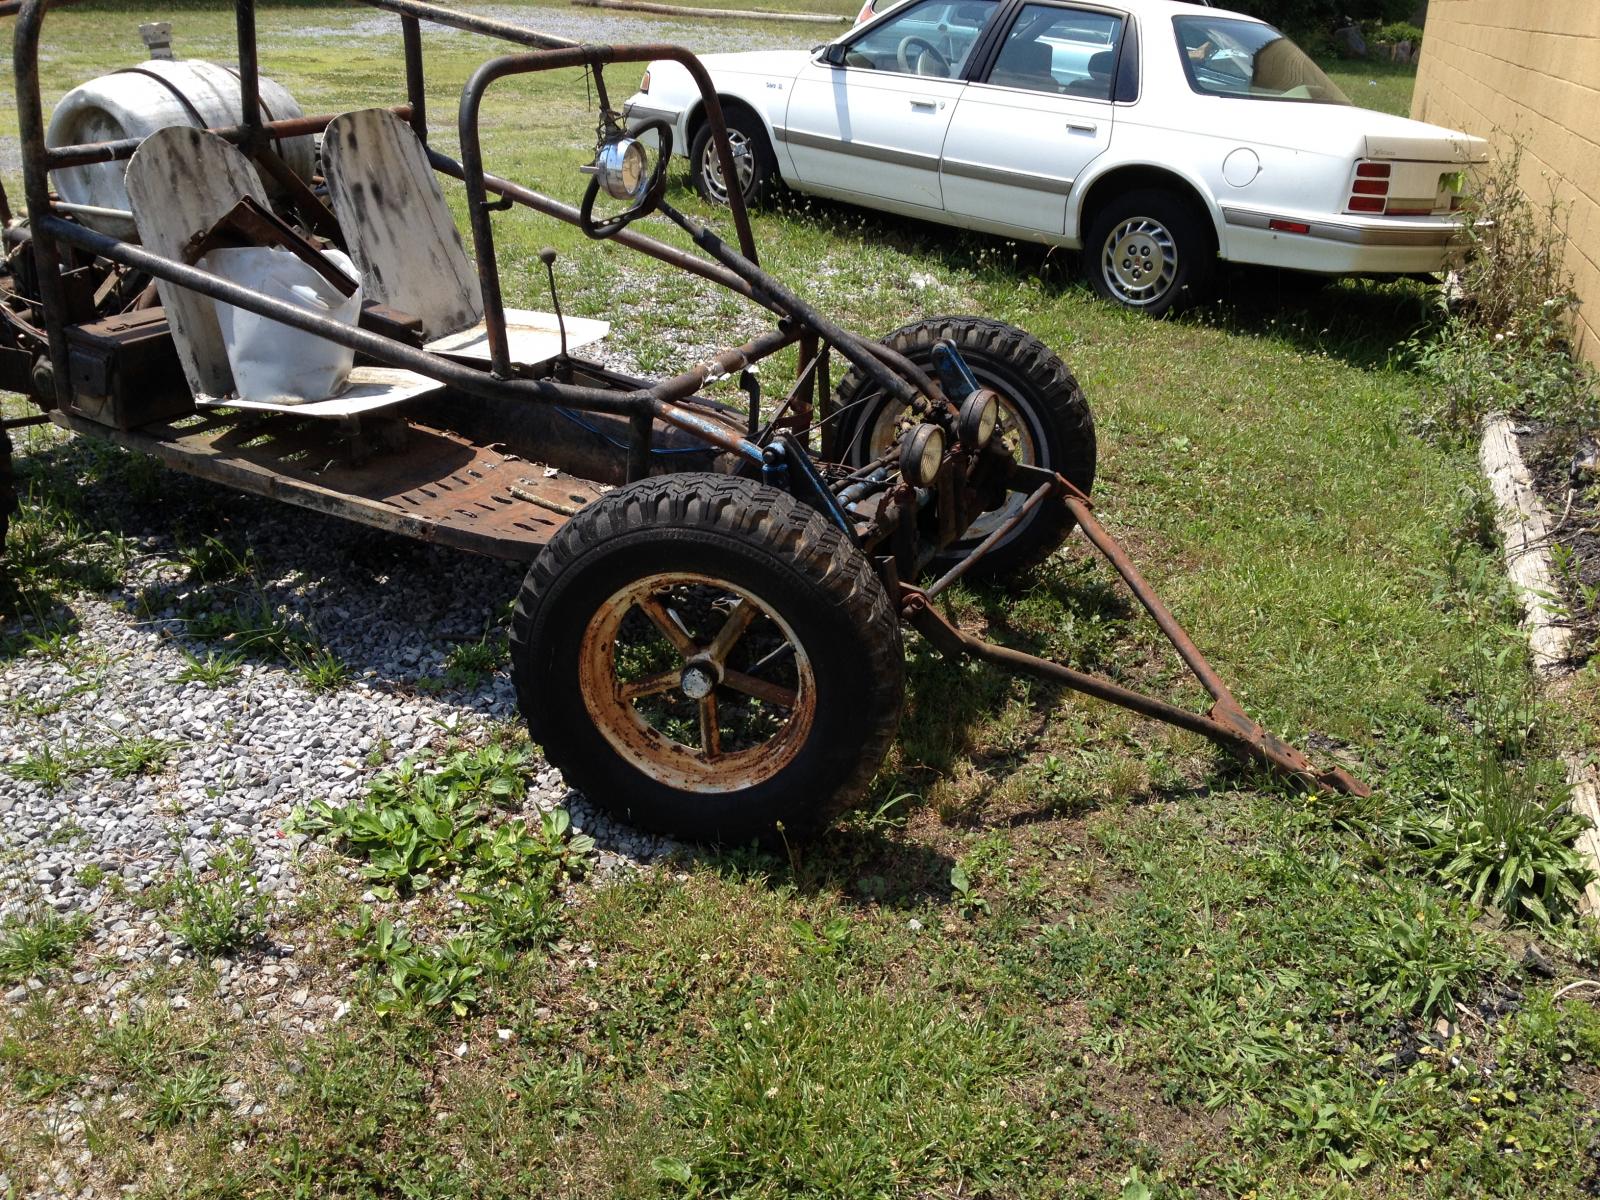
xmin=204 ymin=247 xmax=362 ymax=405
xmin=47 ymin=60 xmax=315 ymax=240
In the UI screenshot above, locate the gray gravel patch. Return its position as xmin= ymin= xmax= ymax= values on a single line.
xmin=0 ymin=459 xmax=677 ymax=992
xmin=289 ymin=3 xmax=819 ymax=54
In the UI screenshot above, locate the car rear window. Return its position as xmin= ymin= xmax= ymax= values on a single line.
xmin=1173 ymin=15 xmax=1350 ymax=105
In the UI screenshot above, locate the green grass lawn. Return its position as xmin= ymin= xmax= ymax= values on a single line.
xmin=6 ymin=3 xmax=1600 ymax=1197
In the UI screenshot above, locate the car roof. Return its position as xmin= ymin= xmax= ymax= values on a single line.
xmin=868 ymin=0 xmax=1269 ymax=33
xmin=1101 ymin=0 xmax=1264 ymax=24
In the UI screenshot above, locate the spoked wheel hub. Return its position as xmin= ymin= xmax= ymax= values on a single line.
xmin=579 ymin=571 xmax=817 ymax=792
xmin=512 ymin=473 xmax=903 ymax=844
xmin=1102 ymin=216 xmax=1178 ymax=308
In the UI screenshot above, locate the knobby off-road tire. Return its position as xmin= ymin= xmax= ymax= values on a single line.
xmin=510 ymin=473 xmax=904 ymax=845
xmin=835 ymin=316 xmax=1097 ymax=580
xmin=689 ymin=107 xmax=779 ymax=210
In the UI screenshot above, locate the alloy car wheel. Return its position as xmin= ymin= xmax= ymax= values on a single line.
xmin=1083 ymin=188 xmax=1214 ymax=318
xmin=1100 ymin=216 xmax=1178 ymax=308
xmin=689 ymin=111 xmax=778 ymax=208
xmin=698 ymin=128 xmax=754 ymax=206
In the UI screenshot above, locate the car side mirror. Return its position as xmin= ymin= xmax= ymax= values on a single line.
xmin=820 ymin=42 xmax=848 ymax=66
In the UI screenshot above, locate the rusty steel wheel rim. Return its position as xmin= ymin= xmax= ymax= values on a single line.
xmin=579 ymin=572 xmax=817 ymax=792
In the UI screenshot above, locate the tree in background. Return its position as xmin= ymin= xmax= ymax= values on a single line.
xmin=1228 ymin=0 xmax=1417 ymax=42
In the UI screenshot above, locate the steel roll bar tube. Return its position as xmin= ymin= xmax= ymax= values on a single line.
xmin=42 ymin=108 xmax=412 ymax=171
xmin=359 ymin=0 xmax=578 ymax=51
xmin=657 ymin=199 xmax=943 ymax=414
xmin=457 ymin=44 xmax=762 ymax=378
xmin=40 ymin=217 xmax=767 ymax=462
xmin=431 ymin=149 xmax=947 ymax=417
xmin=236 ymin=0 xmax=261 ymax=138
xmin=402 ymin=14 xmax=428 ymax=142
xmin=13 ymin=0 xmax=71 ymax=406
xmin=429 ymin=150 xmax=761 ymax=303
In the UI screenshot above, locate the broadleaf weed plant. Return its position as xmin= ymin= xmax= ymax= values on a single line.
xmin=296 ymin=745 xmax=594 ymax=1018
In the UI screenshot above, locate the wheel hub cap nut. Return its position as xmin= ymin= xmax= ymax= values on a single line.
xmin=680 ymin=658 xmax=721 ymax=699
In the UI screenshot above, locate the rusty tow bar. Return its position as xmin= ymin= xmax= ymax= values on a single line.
xmin=898 ymin=472 xmax=1370 ymax=798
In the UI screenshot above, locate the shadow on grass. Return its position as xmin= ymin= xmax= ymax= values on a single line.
xmin=687 ymin=822 xmax=962 ymax=912
xmin=8 ymin=409 xmax=1269 ymax=886
xmin=4 ymin=429 xmax=525 ymax=687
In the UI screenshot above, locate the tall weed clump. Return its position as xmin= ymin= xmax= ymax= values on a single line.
xmin=1410 ymin=142 xmax=1598 ymax=442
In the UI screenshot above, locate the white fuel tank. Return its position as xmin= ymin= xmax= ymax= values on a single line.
xmin=46 ymin=60 xmax=316 ymax=240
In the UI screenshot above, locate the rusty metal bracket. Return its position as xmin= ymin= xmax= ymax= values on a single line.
xmin=185 ymin=195 xmax=357 ymax=298
xmin=900 ymin=472 xmax=1370 ymax=798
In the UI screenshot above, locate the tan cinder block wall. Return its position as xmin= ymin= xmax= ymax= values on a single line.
xmin=1412 ymin=1 xmax=1600 ymax=364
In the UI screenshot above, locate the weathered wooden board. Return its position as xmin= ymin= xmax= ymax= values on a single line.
xmin=1479 ymin=414 xmax=1570 ymax=674
xmin=322 ymin=108 xmax=484 ymax=341
xmin=125 ymin=125 xmax=271 ymax=400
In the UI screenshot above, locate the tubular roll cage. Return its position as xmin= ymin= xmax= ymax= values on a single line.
xmin=8 ymin=0 xmax=936 ymax=471
xmin=3 ymin=0 xmax=1372 ymax=799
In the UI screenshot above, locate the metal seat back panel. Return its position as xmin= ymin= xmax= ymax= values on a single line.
xmin=322 ymin=108 xmax=484 ymax=342
xmin=125 ymin=125 xmax=272 ymax=399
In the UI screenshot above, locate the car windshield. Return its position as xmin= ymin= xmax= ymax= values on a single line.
xmin=1173 ymin=16 xmax=1350 ymax=105
xmin=843 ymin=0 xmax=1000 ymax=78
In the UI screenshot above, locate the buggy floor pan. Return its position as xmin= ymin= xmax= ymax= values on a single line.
xmin=51 ymin=405 xmax=612 ymax=560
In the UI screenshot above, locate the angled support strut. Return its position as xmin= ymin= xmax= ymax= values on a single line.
xmin=900 ymin=471 xmax=1370 ymax=798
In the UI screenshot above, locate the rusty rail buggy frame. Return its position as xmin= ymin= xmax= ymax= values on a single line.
xmin=2 ymin=0 xmax=1368 ymax=797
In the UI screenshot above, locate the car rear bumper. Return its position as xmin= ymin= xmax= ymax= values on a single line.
xmin=1220 ymin=205 xmax=1478 ymax=274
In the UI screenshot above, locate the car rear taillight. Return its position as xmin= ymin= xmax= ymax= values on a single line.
xmin=1346 ymin=160 xmax=1440 ymax=216
xmin=1346 ymin=161 xmax=1389 ymax=213
xmin=640 ymin=69 xmax=651 ymax=93
xmin=855 ymin=0 xmax=876 ymax=22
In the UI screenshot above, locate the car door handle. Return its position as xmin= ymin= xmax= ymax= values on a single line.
xmin=910 ymin=98 xmax=939 ymax=111
xmin=1066 ymin=121 xmax=1098 ymax=135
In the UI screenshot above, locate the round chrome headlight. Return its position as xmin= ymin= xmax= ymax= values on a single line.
xmin=958 ymin=388 xmax=1001 ymax=449
xmin=594 ymin=136 xmax=649 ymax=202
xmin=899 ymin=423 xmax=946 ymax=487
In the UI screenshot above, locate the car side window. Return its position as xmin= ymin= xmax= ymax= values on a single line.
xmin=841 ymin=0 xmax=1000 ymax=79
xmin=983 ymin=5 xmax=1125 ymax=98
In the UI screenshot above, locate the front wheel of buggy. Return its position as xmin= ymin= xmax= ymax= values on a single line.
xmin=835 ymin=316 xmax=1096 ymax=581
xmin=510 ymin=474 xmax=904 ymax=846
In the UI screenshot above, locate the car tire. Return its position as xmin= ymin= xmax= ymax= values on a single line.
xmin=509 ymin=472 xmax=903 ymax=846
xmin=833 ymin=316 xmax=1096 ymax=581
xmin=689 ymin=106 xmax=778 ymax=209
xmin=1083 ymin=188 xmax=1214 ymax=316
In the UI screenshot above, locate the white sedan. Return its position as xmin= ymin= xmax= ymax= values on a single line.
xmin=625 ymin=0 xmax=1488 ymax=315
